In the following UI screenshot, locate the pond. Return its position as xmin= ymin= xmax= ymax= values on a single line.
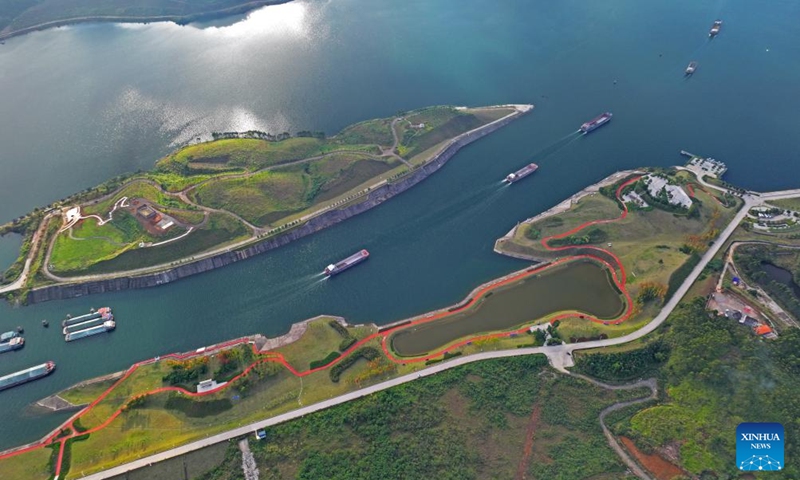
xmin=390 ymin=259 xmax=624 ymax=356
xmin=761 ymin=262 xmax=800 ymax=299
xmin=0 ymin=233 xmax=22 ymax=274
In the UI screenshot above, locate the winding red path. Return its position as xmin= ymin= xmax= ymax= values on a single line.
xmin=0 ymin=175 xmax=642 ymax=478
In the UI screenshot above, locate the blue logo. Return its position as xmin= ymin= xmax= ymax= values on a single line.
xmin=736 ymin=423 xmax=784 ymax=471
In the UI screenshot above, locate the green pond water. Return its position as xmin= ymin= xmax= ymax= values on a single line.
xmin=390 ymin=260 xmax=623 ymax=356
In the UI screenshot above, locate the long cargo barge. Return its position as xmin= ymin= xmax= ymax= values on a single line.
xmin=62 ymin=307 xmax=112 ymax=327
xmin=0 ymin=361 xmax=55 ymax=392
xmin=65 ymin=320 xmax=116 ymax=342
xmin=709 ymin=19 xmax=722 ymax=37
xmin=63 ymin=317 xmax=106 ymax=335
xmin=324 ymin=250 xmax=370 ymax=276
xmin=0 ymin=337 xmax=24 ymax=354
xmin=504 ymin=163 xmax=539 ymax=183
xmin=580 ymin=112 xmax=612 ymax=134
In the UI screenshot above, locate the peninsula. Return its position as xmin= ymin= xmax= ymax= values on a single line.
xmin=0 ymin=104 xmax=532 ymax=303
xmin=0 ymin=0 xmax=293 ymax=41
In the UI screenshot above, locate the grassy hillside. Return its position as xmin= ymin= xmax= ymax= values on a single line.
xmin=579 ymin=297 xmax=800 ymax=478
xmin=0 ymin=0 xmax=287 ymax=36
xmin=108 ymin=356 xmax=642 ymax=480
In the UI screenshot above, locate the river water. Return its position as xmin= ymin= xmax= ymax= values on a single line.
xmin=0 ymin=0 xmax=799 ymax=449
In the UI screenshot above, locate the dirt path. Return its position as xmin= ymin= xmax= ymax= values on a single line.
xmin=515 ymin=403 xmax=541 ymax=480
xmin=570 ymin=373 xmax=658 ymax=480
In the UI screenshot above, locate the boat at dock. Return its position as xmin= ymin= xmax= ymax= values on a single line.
xmin=65 ymin=320 xmax=116 ymax=342
xmin=62 ymin=307 xmax=112 ymax=327
xmin=324 ymin=250 xmax=370 ymax=276
xmin=63 ymin=317 xmax=106 ymax=335
xmin=709 ymin=20 xmax=722 ymax=37
xmin=0 ymin=337 xmax=24 ymax=354
xmin=504 ymin=163 xmax=539 ymax=183
xmin=0 ymin=361 xmax=55 ymax=392
xmin=0 ymin=330 xmax=19 ymax=343
xmin=685 ymin=61 xmax=698 ymax=75
xmin=580 ymin=112 xmax=612 ymax=134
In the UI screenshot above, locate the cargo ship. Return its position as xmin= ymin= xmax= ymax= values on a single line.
xmin=62 ymin=307 xmax=112 ymax=327
xmin=63 ymin=317 xmax=107 ymax=335
xmin=0 ymin=336 xmax=24 ymax=354
xmin=324 ymin=250 xmax=369 ymax=276
xmin=504 ymin=163 xmax=539 ymax=183
xmin=685 ymin=61 xmax=698 ymax=75
xmin=65 ymin=320 xmax=116 ymax=342
xmin=580 ymin=112 xmax=613 ymax=134
xmin=0 ymin=361 xmax=55 ymax=392
xmin=709 ymin=20 xmax=722 ymax=37
xmin=0 ymin=330 xmax=19 ymax=343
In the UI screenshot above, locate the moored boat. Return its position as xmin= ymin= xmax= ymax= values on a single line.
xmin=0 ymin=361 xmax=55 ymax=392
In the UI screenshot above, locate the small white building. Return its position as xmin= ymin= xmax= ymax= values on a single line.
xmin=196 ymin=378 xmax=226 ymax=393
xmin=644 ymin=175 xmax=693 ymax=209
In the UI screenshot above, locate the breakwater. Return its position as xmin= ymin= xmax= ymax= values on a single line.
xmin=27 ymin=106 xmax=531 ymax=304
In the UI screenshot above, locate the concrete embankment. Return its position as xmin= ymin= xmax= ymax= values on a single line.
xmin=27 ymin=106 xmax=531 ymax=304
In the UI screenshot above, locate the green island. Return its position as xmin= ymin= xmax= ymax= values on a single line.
xmin=0 ymin=104 xmax=528 ymax=300
xmin=0 ymin=0 xmax=292 ymax=41
xmin=5 ymin=159 xmax=800 ymax=479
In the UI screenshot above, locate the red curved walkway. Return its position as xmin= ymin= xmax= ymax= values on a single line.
xmin=0 ymin=175 xmax=642 ymax=478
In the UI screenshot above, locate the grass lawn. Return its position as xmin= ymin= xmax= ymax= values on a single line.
xmin=59 ymin=377 xmax=121 ymax=406
xmin=49 ymin=211 xmax=157 ymax=273
xmin=82 ymin=181 xmax=195 ymax=217
xmin=159 ymin=137 xmax=331 ymax=172
xmin=0 ymin=446 xmax=53 ymax=480
xmin=269 ymin=317 xmax=377 ymax=371
xmin=193 ymin=154 xmax=397 ymax=227
xmin=767 ymin=197 xmax=800 ymax=212
xmin=330 ymin=117 xmax=395 ymax=146
xmin=73 ymin=212 xmax=248 ymax=276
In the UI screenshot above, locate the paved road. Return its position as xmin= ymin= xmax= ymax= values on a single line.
xmin=0 ymin=213 xmax=53 ymax=294
xmin=81 ymin=180 xmax=754 ymax=480
xmin=544 ymin=193 xmax=755 ymax=371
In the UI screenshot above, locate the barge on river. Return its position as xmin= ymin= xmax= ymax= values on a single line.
xmin=580 ymin=112 xmax=613 ymax=134
xmin=65 ymin=320 xmax=116 ymax=342
xmin=325 ymin=250 xmax=370 ymax=276
xmin=0 ymin=361 xmax=55 ymax=392
xmin=0 ymin=336 xmax=24 ymax=354
xmin=504 ymin=163 xmax=539 ymax=184
xmin=709 ymin=20 xmax=722 ymax=37
xmin=62 ymin=307 xmax=112 ymax=327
